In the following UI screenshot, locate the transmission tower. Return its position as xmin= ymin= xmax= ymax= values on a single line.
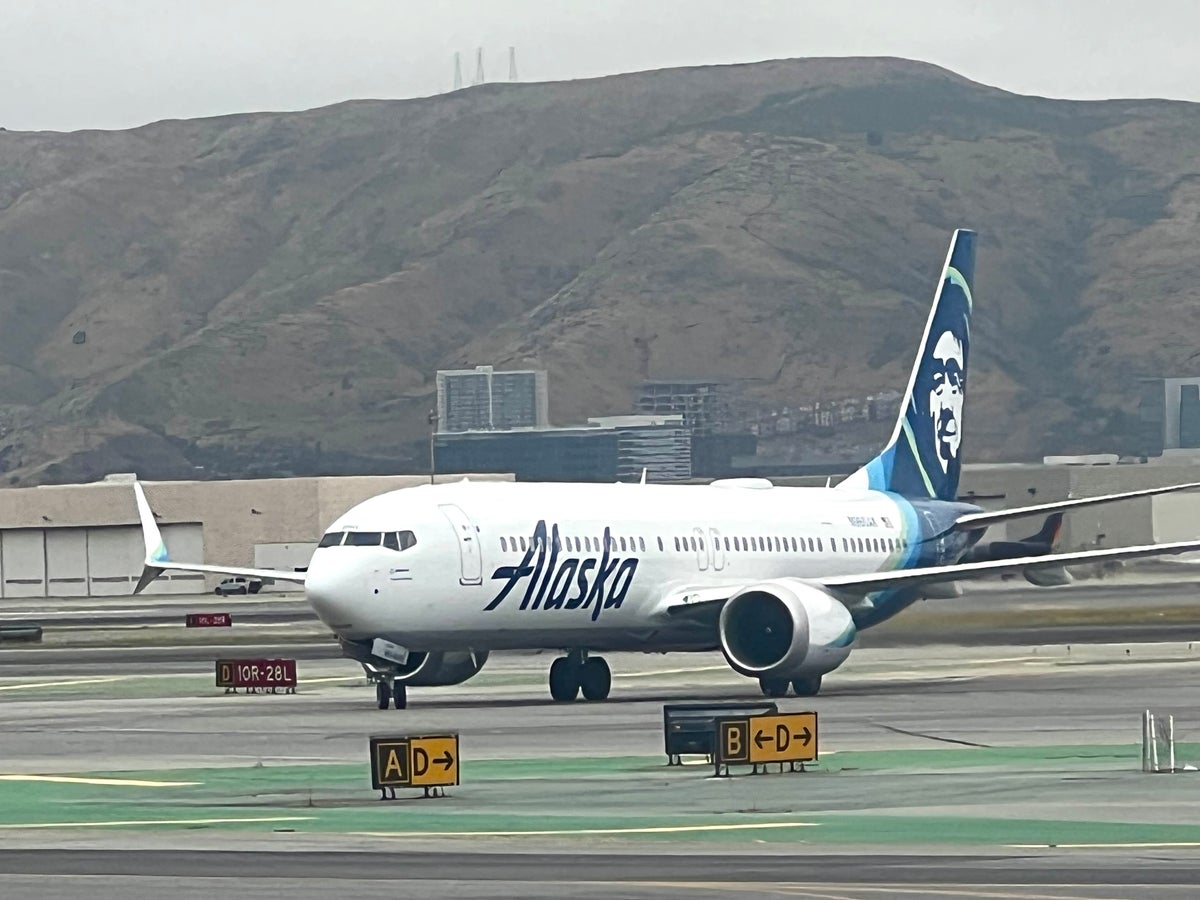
xmin=508 ymin=46 xmax=518 ymax=82
xmin=473 ymin=47 xmax=485 ymax=85
xmin=453 ymin=51 xmax=463 ymax=91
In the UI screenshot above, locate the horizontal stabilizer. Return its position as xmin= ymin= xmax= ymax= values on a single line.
xmin=952 ymin=481 xmax=1200 ymax=533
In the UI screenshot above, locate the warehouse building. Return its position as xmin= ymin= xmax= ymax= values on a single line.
xmin=0 ymin=472 xmax=511 ymax=598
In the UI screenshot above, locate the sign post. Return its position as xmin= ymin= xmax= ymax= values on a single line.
xmin=370 ymin=733 xmax=459 ymax=799
xmin=714 ymin=711 xmax=818 ymax=776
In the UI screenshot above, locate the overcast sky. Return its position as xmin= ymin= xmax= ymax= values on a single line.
xmin=3 ymin=1 xmax=1198 ymax=132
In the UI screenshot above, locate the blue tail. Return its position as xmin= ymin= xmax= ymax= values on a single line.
xmin=841 ymin=229 xmax=975 ymax=501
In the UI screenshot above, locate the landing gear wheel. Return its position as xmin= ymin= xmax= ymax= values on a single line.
xmin=548 ymin=656 xmax=581 ymax=702
xmin=376 ymin=681 xmax=390 ymax=709
xmin=791 ymin=675 xmax=822 ymax=697
xmin=579 ymin=657 xmax=612 ymax=701
xmin=392 ymin=681 xmax=408 ymax=710
xmin=759 ymin=677 xmax=789 ymax=698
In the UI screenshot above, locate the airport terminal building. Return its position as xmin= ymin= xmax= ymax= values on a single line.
xmin=0 ymin=461 xmax=1197 ymax=599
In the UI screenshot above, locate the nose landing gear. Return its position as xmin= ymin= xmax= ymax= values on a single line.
xmin=549 ymin=650 xmax=611 ymax=701
xmin=368 ymin=669 xmax=408 ymax=710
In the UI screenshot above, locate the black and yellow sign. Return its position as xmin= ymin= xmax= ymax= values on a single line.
xmin=370 ymin=733 xmax=459 ymax=796
xmin=716 ymin=712 xmax=818 ymax=771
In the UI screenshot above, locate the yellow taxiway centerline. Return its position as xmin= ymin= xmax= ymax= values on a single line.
xmin=0 ymin=775 xmax=201 ymax=787
xmin=0 ymin=816 xmax=315 ymax=829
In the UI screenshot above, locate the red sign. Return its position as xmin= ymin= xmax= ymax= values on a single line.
xmin=186 ymin=612 xmax=232 ymax=628
xmin=215 ymin=658 xmax=297 ymax=693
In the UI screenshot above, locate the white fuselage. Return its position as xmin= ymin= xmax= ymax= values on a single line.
xmin=303 ymin=479 xmax=919 ymax=652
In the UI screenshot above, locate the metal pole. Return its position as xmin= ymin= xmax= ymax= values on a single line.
xmin=1142 ymin=709 xmax=1151 ymax=773
xmin=428 ymin=410 xmax=437 ymax=484
xmin=1150 ymin=713 xmax=1159 ymax=773
xmin=1168 ymin=715 xmax=1176 ymax=773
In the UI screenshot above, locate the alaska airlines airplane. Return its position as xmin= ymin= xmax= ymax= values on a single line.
xmin=133 ymin=229 xmax=1200 ymax=709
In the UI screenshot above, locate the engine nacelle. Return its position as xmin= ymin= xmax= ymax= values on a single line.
xmin=1023 ymin=564 xmax=1073 ymax=587
xmin=386 ymin=650 xmax=490 ymax=686
xmin=718 ymin=579 xmax=856 ymax=680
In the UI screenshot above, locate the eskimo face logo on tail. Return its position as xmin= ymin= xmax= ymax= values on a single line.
xmin=484 ymin=521 xmax=639 ymax=622
xmin=929 ymin=329 xmax=964 ymax=473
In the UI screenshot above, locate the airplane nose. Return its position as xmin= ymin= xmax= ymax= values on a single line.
xmin=304 ymin=554 xmax=357 ymax=631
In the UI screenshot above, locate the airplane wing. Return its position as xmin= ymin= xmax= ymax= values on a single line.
xmin=951 ymin=481 xmax=1200 ymax=533
xmin=659 ymin=537 xmax=1200 ymax=616
xmin=820 ymin=538 xmax=1200 ymax=595
xmin=132 ymin=481 xmax=308 ymax=594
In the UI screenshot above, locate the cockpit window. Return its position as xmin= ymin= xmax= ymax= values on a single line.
xmin=318 ymin=532 xmax=345 ymax=548
xmin=382 ymin=531 xmax=417 ymax=551
xmin=345 ymin=531 xmax=383 ymax=547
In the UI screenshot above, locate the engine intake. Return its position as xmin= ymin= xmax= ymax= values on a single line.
xmin=719 ymin=579 xmax=855 ymax=680
xmin=400 ymin=650 xmax=490 ymax=686
xmin=341 ymin=641 xmax=489 ymax=687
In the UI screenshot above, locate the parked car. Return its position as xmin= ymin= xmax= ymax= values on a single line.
xmin=215 ymin=577 xmax=263 ymax=596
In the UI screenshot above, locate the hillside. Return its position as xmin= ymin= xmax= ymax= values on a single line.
xmin=1 ymin=57 xmax=1198 ymax=484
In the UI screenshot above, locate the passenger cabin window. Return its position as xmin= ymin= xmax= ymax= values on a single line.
xmin=500 ymin=537 xmax=508 ymax=552
xmin=318 ymin=532 xmax=344 ymax=548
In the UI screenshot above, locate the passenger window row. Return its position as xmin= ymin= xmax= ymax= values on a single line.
xmin=500 ymin=535 xmax=648 ymax=554
xmin=496 ymin=531 xmax=908 ymax=555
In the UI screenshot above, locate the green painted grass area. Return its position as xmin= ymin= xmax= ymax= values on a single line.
xmin=2 ymin=743 xmax=1198 ymax=843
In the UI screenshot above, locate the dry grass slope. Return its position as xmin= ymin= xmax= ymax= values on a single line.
xmin=0 ymin=57 xmax=1198 ymax=483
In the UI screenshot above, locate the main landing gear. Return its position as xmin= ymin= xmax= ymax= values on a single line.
xmin=759 ymin=674 xmax=822 ymax=698
xmin=548 ymin=650 xmax=611 ymax=702
xmin=373 ymin=677 xmax=408 ymax=710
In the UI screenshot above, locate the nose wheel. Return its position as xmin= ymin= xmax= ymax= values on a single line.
xmin=549 ymin=651 xmax=611 ymax=701
xmin=374 ymin=679 xmax=408 ymax=710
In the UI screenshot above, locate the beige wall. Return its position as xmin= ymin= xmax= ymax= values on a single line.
xmin=0 ymin=473 xmax=513 ymax=589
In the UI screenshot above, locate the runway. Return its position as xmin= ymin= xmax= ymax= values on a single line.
xmin=2 ymin=578 xmax=1200 ymax=897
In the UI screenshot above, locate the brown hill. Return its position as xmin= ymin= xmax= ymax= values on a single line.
xmin=1 ymin=57 xmax=1198 ymax=484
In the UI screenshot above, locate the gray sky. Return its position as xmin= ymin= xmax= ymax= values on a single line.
xmin=3 ymin=1 xmax=1198 ymax=132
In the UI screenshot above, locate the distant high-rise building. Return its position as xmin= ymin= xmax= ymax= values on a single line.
xmin=588 ymin=415 xmax=691 ymax=482
xmin=637 ymin=379 xmax=735 ymax=436
xmin=434 ymin=415 xmax=690 ymax=483
xmin=1137 ymin=376 xmax=1200 ymax=454
xmin=436 ymin=366 xmax=549 ymax=433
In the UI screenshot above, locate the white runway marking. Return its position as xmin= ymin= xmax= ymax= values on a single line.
xmin=353 ymin=821 xmax=817 ymax=838
xmin=1010 ymin=841 xmax=1200 ymax=849
xmin=0 ymin=775 xmax=200 ymax=787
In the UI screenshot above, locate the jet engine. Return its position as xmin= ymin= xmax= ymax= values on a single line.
xmin=394 ymin=650 xmax=490 ymax=686
xmin=718 ymin=579 xmax=856 ymax=681
xmin=342 ymin=639 xmax=490 ymax=687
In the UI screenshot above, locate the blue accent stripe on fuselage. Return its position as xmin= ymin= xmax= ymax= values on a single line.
xmin=851 ymin=494 xmax=979 ymax=630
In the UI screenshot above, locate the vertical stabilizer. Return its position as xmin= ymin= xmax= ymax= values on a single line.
xmin=840 ymin=229 xmax=975 ymax=501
